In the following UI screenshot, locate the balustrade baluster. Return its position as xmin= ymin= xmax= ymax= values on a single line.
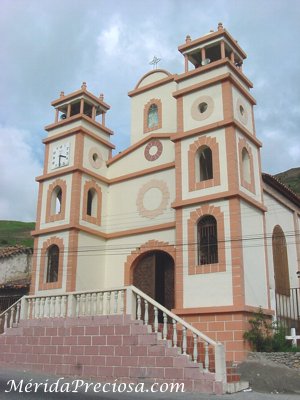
xmin=45 ymin=297 xmax=50 ymax=318
xmin=86 ymin=294 xmax=91 ymax=315
xmin=163 ymin=312 xmax=168 ymax=340
xmin=120 ymin=290 xmax=124 ymax=313
xmin=193 ymin=334 xmax=198 ymax=363
xmin=92 ymin=293 xmax=97 ymax=315
xmin=106 ymin=292 xmax=111 ymax=314
xmin=36 ymin=298 xmax=40 ymax=319
xmin=154 ymin=307 xmax=158 ymax=333
xmin=50 ymin=297 xmax=55 ymax=318
xmin=40 ymin=298 xmax=45 ymax=318
xmin=172 ymin=319 xmax=177 ymax=347
xmin=114 ymin=291 xmax=118 ymax=314
xmin=56 ymin=297 xmax=61 ymax=318
xmin=62 ymin=296 xmax=67 ymax=317
xmin=10 ymin=307 xmax=15 ymax=328
xmin=182 ymin=326 xmax=187 ymax=355
xmin=137 ymin=295 xmax=141 ymax=320
xmin=27 ymin=299 xmax=31 ymax=319
xmin=76 ymin=295 xmax=80 ymax=317
xmin=81 ymin=294 xmax=86 ymax=316
xmin=99 ymin=293 xmax=103 ymax=315
xmin=144 ymin=300 xmax=149 ymax=325
xmin=204 ymin=342 xmax=209 ymax=371
xmin=32 ymin=299 xmax=36 ymax=319
xmin=4 ymin=312 xmax=8 ymax=332
xmin=16 ymin=303 xmax=20 ymax=324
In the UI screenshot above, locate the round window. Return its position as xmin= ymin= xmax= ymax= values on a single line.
xmin=236 ymin=98 xmax=248 ymax=125
xmin=89 ymin=148 xmax=103 ymax=169
xmin=191 ymin=96 xmax=214 ymax=121
xmin=92 ymin=153 xmax=98 ymax=162
xmin=199 ymin=102 xmax=208 ymax=114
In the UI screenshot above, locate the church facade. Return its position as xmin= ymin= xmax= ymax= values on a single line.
xmin=30 ymin=24 xmax=300 ymax=362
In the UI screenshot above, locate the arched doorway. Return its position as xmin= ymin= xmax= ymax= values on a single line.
xmin=133 ymin=250 xmax=174 ymax=310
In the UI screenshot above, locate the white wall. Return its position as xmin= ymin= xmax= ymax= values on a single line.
xmin=0 ymin=253 xmax=32 ymax=284
xmin=240 ymin=201 xmax=268 ymax=308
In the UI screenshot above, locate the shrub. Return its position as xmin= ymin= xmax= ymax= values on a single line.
xmin=243 ymin=308 xmax=293 ymax=352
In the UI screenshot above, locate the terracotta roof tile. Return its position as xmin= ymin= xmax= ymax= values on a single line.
xmin=0 ymin=245 xmax=33 ymax=259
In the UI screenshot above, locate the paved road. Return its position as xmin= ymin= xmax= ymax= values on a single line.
xmin=0 ymin=367 xmax=299 ymax=400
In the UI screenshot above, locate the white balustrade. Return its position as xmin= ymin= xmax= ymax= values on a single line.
xmin=0 ymin=285 xmax=227 ymax=387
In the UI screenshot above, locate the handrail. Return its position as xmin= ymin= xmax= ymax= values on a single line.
xmin=129 ymin=285 xmax=219 ymax=346
xmin=0 ymin=296 xmax=23 ymax=319
xmin=25 ymin=286 xmax=125 ymax=300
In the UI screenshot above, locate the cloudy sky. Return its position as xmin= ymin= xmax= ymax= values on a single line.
xmin=0 ymin=0 xmax=299 ymax=221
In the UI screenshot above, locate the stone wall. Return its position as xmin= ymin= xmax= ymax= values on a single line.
xmin=248 ymin=352 xmax=300 ymax=370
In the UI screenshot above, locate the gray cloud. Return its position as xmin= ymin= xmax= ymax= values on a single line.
xmin=0 ymin=0 xmax=299 ymax=220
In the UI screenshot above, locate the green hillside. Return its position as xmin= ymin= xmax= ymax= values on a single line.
xmin=0 ymin=221 xmax=35 ymax=247
xmin=275 ymin=167 xmax=300 ymax=196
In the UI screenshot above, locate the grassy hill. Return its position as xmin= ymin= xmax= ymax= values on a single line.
xmin=275 ymin=167 xmax=300 ymax=196
xmin=0 ymin=221 xmax=35 ymax=247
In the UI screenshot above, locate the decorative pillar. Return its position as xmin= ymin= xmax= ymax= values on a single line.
xmin=80 ymin=98 xmax=84 ymax=114
xmin=102 ymin=112 xmax=106 ymax=126
xmin=55 ymin=109 xmax=59 ymax=123
xmin=221 ymin=41 xmax=226 ymax=59
xmin=184 ymin=54 xmax=189 ymax=73
xmin=92 ymin=106 xmax=96 ymax=120
xmin=67 ymin=103 xmax=71 ymax=118
xmin=230 ymin=51 xmax=235 ymax=64
xmin=201 ymin=47 xmax=206 ymax=63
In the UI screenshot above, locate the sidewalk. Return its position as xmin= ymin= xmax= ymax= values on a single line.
xmin=0 ymin=366 xmax=299 ymax=400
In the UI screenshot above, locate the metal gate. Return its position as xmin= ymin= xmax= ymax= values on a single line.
xmin=275 ymin=288 xmax=300 ymax=331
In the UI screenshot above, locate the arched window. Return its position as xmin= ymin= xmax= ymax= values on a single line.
xmin=46 ymin=245 xmax=59 ymax=283
xmin=197 ymin=215 xmax=218 ymax=265
xmin=51 ymin=186 xmax=62 ymax=215
xmin=147 ymin=104 xmax=159 ymax=129
xmin=46 ymin=179 xmax=66 ymax=223
xmin=242 ymin=147 xmax=251 ymax=184
xmin=87 ymin=188 xmax=97 ymax=217
xmin=82 ymin=181 xmax=102 ymax=225
xmin=55 ymin=187 xmax=62 ymax=214
xmin=272 ymin=225 xmax=290 ymax=296
xmin=198 ymin=146 xmax=213 ymax=181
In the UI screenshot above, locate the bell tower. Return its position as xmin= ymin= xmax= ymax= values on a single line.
xmin=172 ymin=24 xmax=270 ymax=361
xmin=31 ymin=82 xmax=114 ymax=295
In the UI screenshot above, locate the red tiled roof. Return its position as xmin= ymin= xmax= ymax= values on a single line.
xmin=0 ymin=245 xmax=33 ymax=259
xmin=0 ymin=277 xmax=30 ymax=289
xmin=262 ymin=173 xmax=300 ymax=207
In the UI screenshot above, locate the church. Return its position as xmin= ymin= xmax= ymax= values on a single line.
xmin=30 ymin=23 xmax=300 ymax=363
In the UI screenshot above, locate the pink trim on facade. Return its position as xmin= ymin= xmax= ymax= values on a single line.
xmin=187 ymin=205 xmax=226 ymax=275
xmin=38 ymin=236 xmax=64 ymax=291
xmin=45 ymin=179 xmax=67 ymax=223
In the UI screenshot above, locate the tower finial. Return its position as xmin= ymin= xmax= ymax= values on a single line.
xmin=185 ymin=35 xmax=191 ymax=43
xmin=99 ymin=93 xmax=104 ymax=101
xmin=218 ymin=22 xmax=223 ymax=31
xmin=81 ymin=82 xmax=87 ymax=90
xmin=60 ymin=91 xmax=65 ymax=98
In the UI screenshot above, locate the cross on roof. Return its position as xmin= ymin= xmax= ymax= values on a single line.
xmin=149 ymin=56 xmax=161 ymax=69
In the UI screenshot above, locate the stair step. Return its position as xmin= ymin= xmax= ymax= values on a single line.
xmin=0 ymin=315 xmax=225 ymax=394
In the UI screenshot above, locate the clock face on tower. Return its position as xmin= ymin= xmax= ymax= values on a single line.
xmin=51 ymin=143 xmax=70 ymax=170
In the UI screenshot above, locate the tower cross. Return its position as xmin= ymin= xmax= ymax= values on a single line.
xmin=149 ymin=56 xmax=161 ymax=69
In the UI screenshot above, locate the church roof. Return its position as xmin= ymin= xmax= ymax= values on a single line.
xmin=262 ymin=173 xmax=300 ymax=208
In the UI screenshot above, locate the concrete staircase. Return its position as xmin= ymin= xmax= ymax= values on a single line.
xmin=0 ymin=314 xmax=224 ymax=394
